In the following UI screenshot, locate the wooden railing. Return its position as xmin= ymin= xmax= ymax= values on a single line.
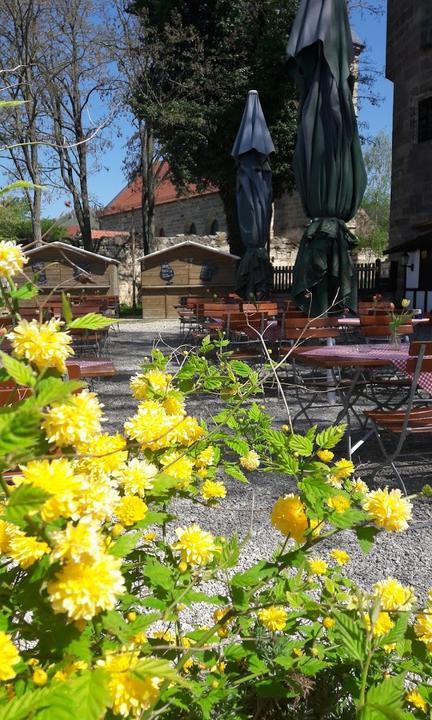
xmin=273 ymin=261 xmax=381 ymax=294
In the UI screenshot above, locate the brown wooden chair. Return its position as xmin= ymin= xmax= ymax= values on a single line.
xmin=364 ymin=342 xmax=432 ymax=492
xmin=359 ymin=313 xmax=413 ymax=341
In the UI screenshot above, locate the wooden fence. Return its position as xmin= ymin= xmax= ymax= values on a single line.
xmin=273 ymin=261 xmax=381 ymax=294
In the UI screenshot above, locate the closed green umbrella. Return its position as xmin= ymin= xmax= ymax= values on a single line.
xmin=232 ymin=90 xmax=275 ymax=299
xmin=287 ymin=0 xmax=367 ymax=315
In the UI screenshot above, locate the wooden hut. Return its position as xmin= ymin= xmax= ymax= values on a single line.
xmin=140 ymin=241 xmax=239 ymax=319
xmin=22 ymin=242 xmax=119 ymax=299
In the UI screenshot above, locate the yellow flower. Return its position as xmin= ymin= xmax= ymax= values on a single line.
xmin=163 ymin=393 xmax=186 ymax=416
xmin=8 ymin=318 xmax=73 ymax=373
xmin=322 ymin=616 xmax=335 ymax=629
xmin=18 ymin=458 xmax=86 ymax=522
xmin=364 ymin=611 xmax=394 ymax=637
xmin=47 ymin=553 xmax=125 ymax=621
xmin=101 ymin=651 xmax=161 ymax=718
xmin=351 ymin=478 xmax=368 ymax=494
xmin=406 ymin=690 xmax=427 ymax=712
xmin=330 ymin=549 xmax=350 ymax=565
xmin=51 ymin=519 xmax=105 ymax=563
xmin=119 ymin=459 xmax=158 ymax=497
xmin=173 ymin=524 xmax=219 ymax=567
xmin=401 ymin=298 xmax=411 ymax=309
xmin=293 ymin=648 xmax=303 ymax=657
xmin=201 ymin=479 xmax=227 ymax=502
xmin=75 ymin=478 xmax=120 ymax=523
xmin=130 ymin=370 xmax=172 ymax=400
xmin=383 ymin=643 xmax=396 ymax=654
xmin=0 ymin=519 xmax=19 ymax=553
xmin=197 ymin=468 xmax=208 ymax=479
xmin=42 ymin=390 xmax=103 ymax=448
xmin=258 ymin=606 xmax=287 ymax=632
xmin=271 ymin=494 xmax=308 ymax=542
xmin=317 ymin=449 xmax=334 ymax=463
xmin=143 ymin=531 xmax=156 ymax=542
xmin=32 ymin=668 xmax=48 ymax=686
xmin=124 ymin=401 xmax=182 ymax=451
xmin=116 ymin=496 xmax=148 ymax=526
xmin=196 ymin=447 xmax=215 ymax=468
xmin=0 ymin=632 xmax=21 ymax=681
xmin=333 ymin=459 xmax=355 ymax=479
xmin=414 ymin=612 xmax=432 ymax=651
xmin=372 ymin=577 xmax=416 ymax=612
xmin=8 ymin=532 xmax=50 ymax=569
xmin=160 ymin=451 xmax=194 ymax=489
xmin=76 ymin=433 xmax=127 ymax=475
xmin=0 ymin=240 xmax=27 ymax=278
xmin=308 ymin=558 xmax=328 ymax=576
xmin=327 ymin=495 xmax=351 ymax=514
xmin=169 ymin=416 xmax=204 ymax=446
xmin=362 ymin=488 xmax=412 ymax=532
xmin=327 ymin=475 xmax=343 ymax=488
xmin=240 ymin=450 xmax=260 ymax=471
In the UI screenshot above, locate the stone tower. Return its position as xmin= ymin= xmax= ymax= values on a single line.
xmin=386 ymin=0 xmax=432 ymax=248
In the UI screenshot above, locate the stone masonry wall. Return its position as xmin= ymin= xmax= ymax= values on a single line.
xmin=386 ymin=0 xmax=432 ymax=248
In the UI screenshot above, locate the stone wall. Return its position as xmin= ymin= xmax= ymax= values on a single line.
xmin=100 ymin=192 xmax=227 ymax=238
xmin=386 ymin=0 xmax=432 ymax=248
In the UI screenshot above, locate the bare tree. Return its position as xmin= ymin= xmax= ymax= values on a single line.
xmin=40 ymin=0 xmax=114 ymax=251
xmin=0 ymin=0 xmax=47 ymax=245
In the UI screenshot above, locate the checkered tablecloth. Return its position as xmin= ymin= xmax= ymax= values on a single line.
xmin=300 ymin=343 xmax=432 ymax=395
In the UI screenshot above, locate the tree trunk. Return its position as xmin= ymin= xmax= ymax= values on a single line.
xmin=32 ymin=185 xmax=43 ymax=245
xmin=219 ymin=183 xmax=243 ymax=257
xmin=140 ymin=121 xmax=155 ymax=255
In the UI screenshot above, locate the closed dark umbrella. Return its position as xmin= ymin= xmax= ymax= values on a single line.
xmin=288 ymin=0 xmax=367 ymax=315
xmin=232 ymin=90 xmax=275 ymax=299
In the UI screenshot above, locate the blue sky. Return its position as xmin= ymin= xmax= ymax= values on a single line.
xmin=44 ymin=5 xmax=394 ymax=220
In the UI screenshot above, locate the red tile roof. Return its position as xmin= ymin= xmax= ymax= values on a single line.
xmin=99 ymin=162 xmax=218 ymax=217
xmin=66 ymin=225 xmax=129 ymax=239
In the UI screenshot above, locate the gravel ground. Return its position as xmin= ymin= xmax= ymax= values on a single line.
xmin=95 ymin=319 xmax=432 ymax=608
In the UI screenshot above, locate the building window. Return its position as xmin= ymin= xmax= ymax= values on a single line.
xmin=158 ymin=227 xmax=165 ymax=237
xmin=210 ymin=219 xmax=219 ymax=234
xmin=188 ymin=223 xmax=197 ymax=235
xmin=418 ymin=97 xmax=432 ymax=143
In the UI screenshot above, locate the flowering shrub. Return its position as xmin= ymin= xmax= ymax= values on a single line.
xmin=0 ymin=240 xmax=432 ymax=719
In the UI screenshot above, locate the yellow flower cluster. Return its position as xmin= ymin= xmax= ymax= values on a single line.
xmin=271 ymin=494 xmax=308 ymax=542
xmin=18 ymin=458 xmax=86 ymax=522
xmin=317 ymin=449 xmax=334 ymax=463
xmin=240 ymin=450 xmax=260 ymax=471
xmin=201 ymin=479 xmax=226 ymax=501
xmin=8 ymin=318 xmax=74 ymax=374
xmin=327 ymin=495 xmax=350 ymax=513
xmin=373 ymin=577 xmax=416 ymax=612
xmin=115 ymin=495 xmax=148 ymax=526
xmin=308 ymin=558 xmax=328 ymax=576
xmin=0 ymin=632 xmax=21 ymax=681
xmin=258 ymin=606 xmax=288 ymax=632
xmin=406 ymin=690 xmax=428 ymax=712
xmin=173 ymin=524 xmax=219 ymax=567
xmin=0 ymin=240 xmax=27 ymax=278
xmin=362 ymin=488 xmax=412 ymax=532
xmin=101 ymin=651 xmax=161 ymax=717
xmin=130 ymin=369 xmax=173 ymax=399
xmin=364 ymin=611 xmax=394 ymax=637
xmin=124 ymin=401 xmax=203 ymax=451
xmin=76 ymin=433 xmax=128 ymax=477
xmin=43 ymin=390 xmax=103 ymax=448
xmin=119 ymin=458 xmax=158 ymax=497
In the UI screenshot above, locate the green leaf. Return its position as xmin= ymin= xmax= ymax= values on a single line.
xmin=35 ymin=377 xmax=84 ymax=407
xmin=229 ymin=360 xmax=252 ymax=377
xmin=223 ymin=464 xmax=249 ymax=483
xmin=10 ymin=282 xmax=38 ymax=301
xmin=223 ymin=436 xmax=250 ymax=456
xmin=379 ymin=613 xmax=409 ymax=645
xmin=332 ymin=611 xmax=367 ymax=662
xmin=67 ymin=670 xmax=111 ymax=720
xmin=67 ymin=313 xmax=112 ymax=330
xmin=0 ymin=406 xmax=42 ymax=461
xmin=61 ymin=292 xmax=73 ymax=325
xmin=109 ymin=532 xmax=139 ymax=557
xmin=134 ymin=657 xmax=189 ymax=687
xmin=287 ymin=434 xmax=313 ymax=457
xmin=356 ymin=526 xmax=380 ymax=554
xmin=0 ymin=180 xmax=44 ymax=197
xmin=0 ymin=352 xmax=35 ymax=387
xmin=102 ymin=611 xmax=130 ymax=642
xmin=142 ymin=557 xmax=174 ymax=593
xmin=330 ymin=508 xmax=366 ymax=530
xmin=362 ymin=676 xmax=406 ymax=720
xmin=232 ymin=561 xmax=276 ymax=589
xmin=3 ymin=484 xmax=50 ymax=527
xmin=315 ymin=425 xmax=346 ymax=449
xmin=0 ymin=686 xmax=71 ymax=720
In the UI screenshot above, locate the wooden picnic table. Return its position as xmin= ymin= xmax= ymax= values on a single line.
xmin=66 ymin=359 xmax=117 ymax=379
